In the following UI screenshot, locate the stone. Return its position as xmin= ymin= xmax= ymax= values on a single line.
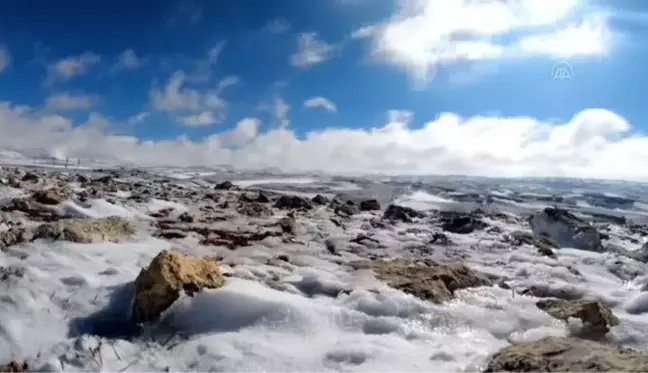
xmin=484 ymin=337 xmax=648 ymax=372
xmin=359 ymin=199 xmax=381 ymax=211
xmin=529 ymin=207 xmax=604 ymax=252
xmin=131 ymin=250 xmax=225 ymax=323
xmin=214 ymin=180 xmax=234 ymax=190
xmin=536 ymin=299 xmax=619 ymax=335
xmin=311 ymin=194 xmax=329 ymax=205
xmin=32 ymin=188 xmax=69 ymax=205
xmin=383 ymin=204 xmax=423 ymax=223
xmin=0 ymin=228 xmax=33 ymax=250
xmin=278 ymin=215 xmax=306 ymax=235
xmin=440 ymin=212 xmax=487 ymax=234
xmin=0 ymin=361 xmax=27 ymax=373
xmin=275 ymin=195 xmax=312 ymax=210
xmin=335 ymin=201 xmax=360 ymax=217
xmin=21 ymin=172 xmax=39 ymax=182
xmin=372 ymin=258 xmax=490 ymax=303
xmin=237 ymin=202 xmax=273 ymax=218
xmin=33 ymin=216 xmax=136 ymax=243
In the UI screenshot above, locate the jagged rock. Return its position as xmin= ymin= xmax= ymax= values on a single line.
xmin=131 ymin=250 xmax=225 ymax=323
xmin=359 ymin=199 xmax=381 ymax=211
xmin=372 ymin=258 xmax=490 ymax=303
xmin=383 ymin=204 xmax=423 ymax=223
xmin=311 ymin=194 xmax=329 ymax=205
xmin=21 ymin=172 xmax=39 ymax=182
xmin=0 ymin=361 xmax=27 ymax=372
xmin=0 ymin=228 xmax=32 ymax=250
xmin=76 ymin=174 xmax=89 ymax=183
xmin=237 ymin=202 xmax=273 ymax=217
xmin=536 ymin=299 xmax=619 ymax=335
xmin=178 ymin=212 xmax=194 ymax=223
xmin=484 ymin=337 xmax=648 ymax=372
xmin=275 ymin=195 xmax=312 ymax=210
xmin=240 ymin=191 xmax=270 ymax=203
xmin=32 ymin=188 xmax=69 ymax=205
xmin=214 ymin=181 xmax=234 ymax=190
xmin=440 ymin=212 xmax=487 ymax=234
xmin=335 ymin=201 xmax=360 ymax=217
xmin=529 ymin=207 xmax=604 ymax=252
xmin=33 ymin=216 xmax=136 ymax=243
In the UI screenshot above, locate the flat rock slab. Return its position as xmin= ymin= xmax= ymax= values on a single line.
xmin=485 ymin=337 xmax=648 ymax=372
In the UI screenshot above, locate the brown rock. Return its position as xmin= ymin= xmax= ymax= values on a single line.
xmin=32 ymin=188 xmax=70 ymax=205
xmin=536 ymin=299 xmax=619 ymax=335
xmin=484 ymin=337 xmax=648 ymax=372
xmin=372 ymin=258 xmax=490 ymax=303
xmin=131 ymin=250 xmax=225 ymax=323
xmin=0 ymin=228 xmax=33 ymax=250
xmin=33 ymin=216 xmax=136 ymax=243
xmin=0 ymin=361 xmax=27 ymax=372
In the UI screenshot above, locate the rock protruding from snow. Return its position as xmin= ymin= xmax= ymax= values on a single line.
xmin=32 ymin=188 xmax=70 ymax=205
xmin=383 ymin=204 xmax=423 ymax=223
xmin=484 ymin=337 xmax=648 ymax=372
xmin=536 ymin=299 xmax=619 ymax=336
xmin=33 ymin=216 xmax=136 ymax=243
xmin=359 ymin=199 xmax=381 ymax=211
xmin=0 ymin=228 xmax=32 ymax=250
xmin=529 ymin=207 xmax=604 ymax=252
xmin=439 ymin=212 xmax=487 ymax=234
xmin=372 ymin=259 xmax=490 ymax=303
xmin=0 ymin=361 xmax=27 ymax=372
xmin=275 ymin=195 xmax=312 ymax=210
xmin=131 ymin=250 xmax=225 ymax=323
xmin=214 ymin=180 xmax=234 ymax=190
xmin=311 ymin=194 xmax=329 ymax=205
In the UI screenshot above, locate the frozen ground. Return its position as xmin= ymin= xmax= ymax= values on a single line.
xmin=1 ymin=165 xmax=648 ymax=371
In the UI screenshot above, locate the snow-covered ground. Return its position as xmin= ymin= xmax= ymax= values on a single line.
xmin=2 ymin=166 xmax=648 ymax=371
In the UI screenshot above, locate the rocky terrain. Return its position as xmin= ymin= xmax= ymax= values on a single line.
xmin=1 ymin=165 xmax=648 ymax=371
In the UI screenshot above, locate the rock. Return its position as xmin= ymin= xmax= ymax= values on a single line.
xmin=278 ymin=215 xmax=306 ymax=235
xmin=607 ymin=242 xmax=648 ymax=264
xmin=324 ymin=238 xmax=341 ymax=256
xmin=311 ymin=194 xmax=329 ymax=205
xmin=32 ymin=188 xmax=69 ymax=205
xmin=529 ymin=207 xmax=604 ymax=252
xmin=21 ymin=172 xmax=39 ymax=182
xmin=93 ymin=175 xmax=114 ymax=184
xmin=275 ymin=195 xmax=312 ymax=210
xmin=484 ymin=337 xmax=648 ymax=372
xmin=440 ymin=212 xmax=487 ymax=234
xmin=536 ymin=299 xmax=619 ymax=335
xmin=131 ymin=250 xmax=225 ymax=323
xmin=237 ymin=202 xmax=273 ymax=218
xmin=372 ymin=258 xmax=490 ymax=303
xmin=33 ymin=216 xmax=136 ymax=243
xmin=0 ymin=228 xmax=33 ymax=250
xmin=335 ymin=201 xmax=360 ymax=217
xmin=383 ymin=204 xmax=423 ymax=223
xmin=0 ymin=361 xmax=27 ymax=372
xmin=178 ymin=212 xmax=194 ymax=223
xmin=359 ymin=199 xmax=381 ymax=211
xmin=429 ymin=232 xmax=450 ymax=245
xmin=240 ymin=191 xmax=270 ymax=203
xmin=214 ymin=180 xmax=234 ymax=190
xmin=0 ymin=265 xmax=26 ymax=281
xmin=76 ymin=174 xmax=90 ymax=183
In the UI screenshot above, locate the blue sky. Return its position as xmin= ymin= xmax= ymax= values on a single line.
xmin=0 ymin=0 xmax=647 ymax=179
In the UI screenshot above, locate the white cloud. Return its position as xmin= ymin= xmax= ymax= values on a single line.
xmin=0 ymin=46 xmax=8 ymax=75
xmin=45 ymin=92 xmax=97 ymax=111
xmin=47 ymin=52 xmax=100 ymax=83
xmin=274 ymin=95 xmax=290 ymax=128
xmin=217 ymin=76 xmax=240 ymax=91
xmin=353 ymin=0 xmax=612 ymax=81
xmin=2 ymin=102 xmax=648 ymax=180
xmin=263 ymin=18 xmax=290 ymax=33
xmin=290 ymin=32 xmax=337 ymax=68
xmin=304 ymin=96 xmax=337 ymax=113
xmin=112 ymin=49 xmax=144 ymax=71
xmin=128 ymin=112 xmax=150 ymax=125
xmin=180 ymin=111 xmax=220 ymax=126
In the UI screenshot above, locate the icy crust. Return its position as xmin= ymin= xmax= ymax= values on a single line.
xmin=1 ymin=167 xmax=648 ymax=371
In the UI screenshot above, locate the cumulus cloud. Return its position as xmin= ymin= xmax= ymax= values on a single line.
xmin=1 ymin=101 xmax=648 ymax=180
xmin=290 ymin=32 xmax=337 ymax=68
xmin=353 ymin=0 xmax=612 ymax=81
xmin=45 ymin=92 xmax=97 ymax=111
xmin=47 ymin=52 xmax=100 ymax=83
xmin=112 ymin=49 xmax=145 ymax=71
xmin=304 ymin=96 xmax=337 ymax=113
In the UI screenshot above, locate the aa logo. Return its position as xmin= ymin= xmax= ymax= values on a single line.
xmin=552 ymin=61 xmax=573 ymax=81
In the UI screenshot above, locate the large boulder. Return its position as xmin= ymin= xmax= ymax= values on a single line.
xmin=536 ymin=299 xmax=619 ymax=336
xmin=131 ymin=250 xmax=225 ymax=323
xmin=32 ymin=188 xmax=70 ymax=205
xmin=275 ymin=195 xmax=312 ymax=210
xmin=440 ymin=212 xmax=487 ymax=234
xmin=359 ymin=199 xmax=381 ymax=211
xmin=484 ymin=337 xmax=648 ymax=372
xmin=33 ymin=216 xmax=136 ymax=243
xmin=383 ymin=204 xmax=423 ymax=223
xmin=372 ymin=258 xmax=490 ymax=303
xmin=529 ymin=207 xmax=604 ymax=252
